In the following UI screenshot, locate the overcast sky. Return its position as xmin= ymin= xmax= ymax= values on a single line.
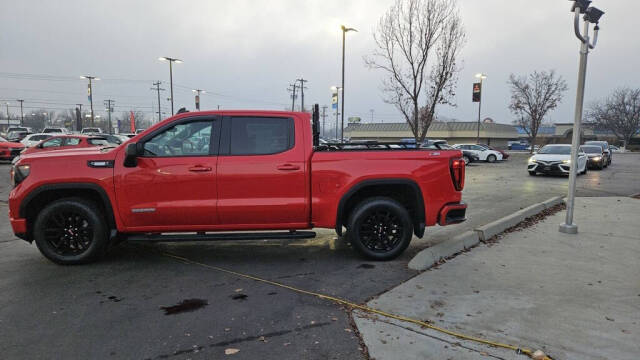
xmin=1 ymin=0 xmax=638 ymax=125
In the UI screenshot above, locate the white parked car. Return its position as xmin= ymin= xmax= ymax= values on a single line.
xmin=527 ymin=144 xmax=587 ymax=176
xmin=20 ymin=133 xmax=53 ymax=147
xmin=452 ymin=144 xmax=503 ymax=163
xmin=42 ymin=127 xmax=70 ymax=134
xmin=81 ymin=127 xmax=103 ymax=134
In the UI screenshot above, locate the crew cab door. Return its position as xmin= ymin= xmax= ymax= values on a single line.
xmin=114 ymin=116 xmax=220 ymax=229
xmin=216 ymin=115 xmax=308 ymax=227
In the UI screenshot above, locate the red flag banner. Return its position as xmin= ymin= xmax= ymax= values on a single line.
xmin=130 ymin=111 xmax=136 ymax=133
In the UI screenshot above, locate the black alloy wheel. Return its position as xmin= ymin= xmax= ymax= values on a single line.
xmin=34 ymin=198 xmax=109 ymax=264
xmin=347 ymin=197 xmax=413 ymax=260
xmin=43 ymin=211 xmax=93 ymax=256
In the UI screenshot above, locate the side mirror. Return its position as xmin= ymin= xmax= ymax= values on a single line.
xmin=124 ymin=143 xmax=139 ymax=167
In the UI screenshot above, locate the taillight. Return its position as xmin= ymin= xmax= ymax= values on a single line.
xmin=450 ymin=158 xmax=465 ymax=191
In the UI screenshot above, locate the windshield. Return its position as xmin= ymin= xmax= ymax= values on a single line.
xmin=7 ymin=131 xmax=26 ymax=138
xmin=580 ymin=146 xmax=601 ymax=154
xmin=43 ymin=129 xmax=63 ymax=133
xmin=538 ymin=145 xmax=571 ymax=155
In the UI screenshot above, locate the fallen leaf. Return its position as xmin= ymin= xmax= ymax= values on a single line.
xmin=258 ymin=336 xmax=267 ymax=343
xmin=331 ymin=317 xmax=338 ymax=321
xmin=283 ymin=342 xmax=291 ymax=346
xmin=605 ymin=316 xmax=615 ymax=322
xmin=234 ymin=288 xmax=243 ymax=292
xmin=225 ymin=348 xmax=240 ymax=355
xmin=344 ymin=328 xmax=352 ymax=332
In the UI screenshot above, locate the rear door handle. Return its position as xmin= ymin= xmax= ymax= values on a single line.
xmin=188 ymin=166 xmax=212 ymax=172
xmin=276 ymin=164 xmax=300 ymax=171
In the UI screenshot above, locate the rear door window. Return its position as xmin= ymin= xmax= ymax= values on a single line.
xmin=42 ymin=138 xmax=63 ymax=148
xmin=229 ymin=117 xmax=294 ymax=155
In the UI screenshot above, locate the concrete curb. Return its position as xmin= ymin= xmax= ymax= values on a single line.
xmin=408 ymin=196 xmax=565 ymax=271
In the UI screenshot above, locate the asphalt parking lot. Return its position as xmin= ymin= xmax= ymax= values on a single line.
xmin=1 ymin=152 xmax=639 ymax=359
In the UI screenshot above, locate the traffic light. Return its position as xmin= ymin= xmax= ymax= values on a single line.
xmin=472 ymin=82 xmax=482 ymax=102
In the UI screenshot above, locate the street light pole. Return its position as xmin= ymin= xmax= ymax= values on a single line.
xmin=331 ymin=86 xmax=341 ymax=140
xmin=474 ymin=73 xmax=487 ymax=144
xmin=80 ymin=76 xmax=99 ymax=127
xmin=159 ymin=57 xmax=183 ymax=115
xmin=192 ymin=89 xmax=205 ymax=111
xmin=340 ymin=25 xmax=357 ymax=143
xmin=560 ymin=1 xmax=604 ymax=234
xmin=16 ymin=99 xmax=24 ymax=126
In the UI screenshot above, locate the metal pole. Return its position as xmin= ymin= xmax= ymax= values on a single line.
xmin=6 ymin=103 xmax=9 ymax=119
xmin=336 ymin=93 xmax=340 ymax=140
xmin=89 ymin=78 xmax=95 ymax=127
xmin=321 ymin=105 xmax=327 ymax=137
xmin=560 ymin=17 xmax=591 ymax=234
xmin=156 ymin=83 xmax=162 ymax=121
xmin=291 ymin=83 xmax=297 ymax=111
xmin=341 ymin=30 xmax=346 ymax=142
xmin=169 ymin=61 xmax=174 ymax=115
xmin=476 ymin=78 xmax=482 ymax=144
xmin=17 ymin=100 xmax=24 ymax=126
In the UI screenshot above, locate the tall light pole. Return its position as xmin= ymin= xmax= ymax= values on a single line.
xmin=474 ymin=73 xmax=487 ymax=144
xmin=331 ymin=86 xmax=342 ymax=140
xmin=192 ymin=89 xmax=205 ymax=111
xmin=340 ymin=25 xmax=357 ymax=143
xmin=80 ymin=76 xmax=99 ymax=127
xmin=16 ymin=99 xmax=24 ymax=126
xmin=43 ymin=112 xmax=50 ymax=126
xmin=560 ymin=0 xmax=604 ymax=234
xmin=159 ymin=57 xmax=182 ymax=115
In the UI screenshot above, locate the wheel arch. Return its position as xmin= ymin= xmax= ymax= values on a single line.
xmin=335 ymin=178 xmax=426 ymax=238
xmin=20 ymin=183 xmax=117 ymax=241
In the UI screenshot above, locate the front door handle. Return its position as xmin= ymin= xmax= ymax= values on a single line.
xmin=188 ymin=166 xmax=212 ymax=172
xmin=276 ymin=164 xmax=300 ymax=171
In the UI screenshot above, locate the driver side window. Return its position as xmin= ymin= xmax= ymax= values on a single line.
xmin=143 ymin=120 xmax=213 ymax=157
xmin=42 ymin=138 xmax=63 ymax=148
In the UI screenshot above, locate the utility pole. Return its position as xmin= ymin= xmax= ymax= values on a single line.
xmin=76 ymin=104 xmax=83 ymax=131
xmin=321 ymin=105 xmax=328 ymax=138
xmin=81 ymin=75 xmax=99 ymax=127
xmin=288 ymin=83 xmax=298 ymax=111
xmin=16 ymin=99 xmax=24 ymax=126
xmin=192 ymin=89 xmax=205 ymax=111
xmin=151 ymin=81 xmax=165 ymax=122
xmin=296 ymin=78 xmax=308 ymax=112
xmin=104 ymin=99 xmax=115 ymax=134
xmin=370 ymin=109 xmax=374 ymax=123
xmin=5 ymin=102 xmax=9 ymax=120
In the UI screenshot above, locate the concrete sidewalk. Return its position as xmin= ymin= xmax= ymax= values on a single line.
xmin=355 ymin=197 xmax=640 ymax=360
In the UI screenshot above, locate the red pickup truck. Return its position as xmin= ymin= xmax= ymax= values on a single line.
xmin=9 ymin=106 xmax=466 ymax=264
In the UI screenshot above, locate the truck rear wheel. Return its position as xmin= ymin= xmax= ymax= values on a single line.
xmin=347 ymin=197 xmax=413 ymax=261
xmin=33 ymin=198 xmax=109 ymax=265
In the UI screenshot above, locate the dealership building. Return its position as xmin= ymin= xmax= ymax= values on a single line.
xmin=344 ymin=121 xmax=520 ymax=147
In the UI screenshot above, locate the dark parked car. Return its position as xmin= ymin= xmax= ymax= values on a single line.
xmin=580 ymin=145 xmax=606 ymax=170
xmin=584 ymin=141 xmax=612 ymax=166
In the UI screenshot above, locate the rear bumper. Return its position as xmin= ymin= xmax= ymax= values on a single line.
xmin=438 ymin=202 xmax=467 ymax=226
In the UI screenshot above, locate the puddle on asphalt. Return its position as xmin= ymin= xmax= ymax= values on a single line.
xmin=357 ymin=263 xmax=375 ymax=269
xmin=161 ymin=298 xmax=208 ymax=315
xmin=231 ymin=294 xmax=248 ymax=301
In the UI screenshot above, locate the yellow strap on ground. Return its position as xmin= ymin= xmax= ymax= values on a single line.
xmin=162 ymin=252 xmax=550 ymax=360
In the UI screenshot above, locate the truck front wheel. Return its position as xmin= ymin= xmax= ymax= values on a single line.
xmin=33 ymin=198 xmax=109 ymax=265
xmin=347 ymin=197 xmax=413 ymax=261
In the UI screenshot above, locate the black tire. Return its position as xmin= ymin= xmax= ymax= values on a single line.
xmin=528 ymin=171 xmax=536 ymax=176
xmin=463 ymin=155 xmax=470 ymax=165
xmin=347 ymin=197 xmax=413 ymax=261
xmin=33 ymin=198 xmax=109 ymax=265
xmin=486 ymin=154 xmax=497 ymax=163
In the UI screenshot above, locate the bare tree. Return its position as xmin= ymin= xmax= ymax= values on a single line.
xmin=587 ymin=88 xmax=640 ymax=148
xmin=365 ymin=0 xmax=465 ymax=143
xmin=508 ymin=70 xmax=568 ymax=153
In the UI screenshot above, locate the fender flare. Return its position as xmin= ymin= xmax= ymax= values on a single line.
xmin=19 ymin=182 xmax=117 ymax=229
xmin=334 ymin=178 xmax=426 ymax=238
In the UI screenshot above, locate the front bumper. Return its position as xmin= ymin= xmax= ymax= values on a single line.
xmin=438 ymin=202 xmax=467 ymax=226
xmin=587 ymin=157 xmax=603 ymax=167
xmin=528 ymin=161 xmax=570 ymax=175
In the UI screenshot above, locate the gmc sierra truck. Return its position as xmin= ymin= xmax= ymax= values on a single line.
xmin=9 ymin=105 xmax=467 ymax=264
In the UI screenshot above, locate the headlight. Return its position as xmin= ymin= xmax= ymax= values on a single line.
xmin=562 ymin=159 xmax=571 ymax=164
xmin=592 ymin=156 xmax=601 ymax=161
xmin=12 ymin=164 xmax=30 ymax=186
xmin=528 ymin=156 xmax=536 ymax=164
